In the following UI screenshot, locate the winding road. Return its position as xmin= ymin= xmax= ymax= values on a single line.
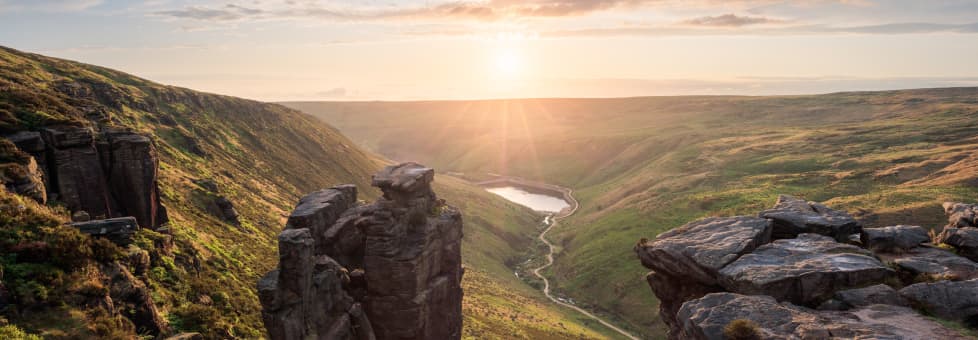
xmin=529 ymin=186 xmax=640 ymax=340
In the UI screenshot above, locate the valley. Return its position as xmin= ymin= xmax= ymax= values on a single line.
xmin=286 ymin=91 xmax=978 ymax=337
xmin=0 ymin=46 xmax=620 ymax=339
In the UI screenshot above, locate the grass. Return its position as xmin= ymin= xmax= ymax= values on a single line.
xmin=0 ymin=45 xmax=618 ymax=339
xmin=290 ymin=88 xmax=978 ymax=337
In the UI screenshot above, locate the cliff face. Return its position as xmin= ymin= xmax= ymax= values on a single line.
xmin=259 ymin=163 xmax=464 ymax=340
xmin=4 ymin=126 xmax=167 ymax=229
xmin=636 ymin=195 xmax=978 ymax=339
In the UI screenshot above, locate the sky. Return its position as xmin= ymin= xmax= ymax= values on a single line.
xmin=2 ymin=0 xmax=978 ymax=101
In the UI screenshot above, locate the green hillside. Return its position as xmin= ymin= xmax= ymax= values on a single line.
xmin=0 ymin=46 xmax=615 ymax=339
xmin=287 ymin=90 xmax=978 ymax=337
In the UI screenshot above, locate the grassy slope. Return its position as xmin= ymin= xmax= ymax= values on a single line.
xmin=286 ymin=89 xmax=978 ymax=337
xmin=0 ymin=46 xmax=614 ymax=339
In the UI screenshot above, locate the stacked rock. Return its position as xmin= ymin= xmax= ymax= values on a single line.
xmin=635 ymin=195 xmax=978 ymax=339
xmin=258 ymin=163 xmax=464 ymax=340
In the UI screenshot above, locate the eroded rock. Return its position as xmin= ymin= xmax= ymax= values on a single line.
xmin=259 ymin=163 xmax=463 ymax=340
xmin=832 ymin=284 xmax=908 ymax=309
xmin=860 ymin=225 xmax=929 ymax=252
xmin=944 ymin=202 xmax=978 ymax=228
xmin=939 ymin=227 xmax=978 ymax=262
xmin=759 ymin=195 xmax=860 ymax=241
xmin=70 ymin=216 xmax=139 ymax=246
xmin=879 ymin=246 xmax=978 ymax=282
xmin=635 ymin=216 xmax=772 ymax=286
xmin=718 ymin=233 xmax=893 ymax=306
xmin=634 ymin=216 xmax=771 ymax=335
xmin=637 ymin=196 xmax=978 ymax=339
xmin=899 ymin=279 xmax=978 ymax=327
xmin=678 ymin=293 xmax=970 ymax=340
xmin=0 ymin=139 xmax=46 ymax=203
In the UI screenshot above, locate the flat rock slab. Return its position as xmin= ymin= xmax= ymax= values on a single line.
xmin=832 ymin=284 xmax=908 ymax=309
xmin=677 ymin=293 xmax=971 ymax=340
xmin=899 ymin=279 xmax=978 ymax=326
xmin=879 ymin=246 xmax=978 ymax=281
xmin=635 ymin=216 xmax=772 ymax=285
xmin=760 ymin=195 xmax=861 ymax=241
xmin=861 ymin=225 xmax=930 ymax=252
xmin=718 ymin=233 xmax=893 ymax=305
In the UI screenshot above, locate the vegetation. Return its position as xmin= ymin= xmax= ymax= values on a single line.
xmin=723 ymin=319 xmax=761 ymax=340
xmin=290 ymin=89 xmax=978 ymax=337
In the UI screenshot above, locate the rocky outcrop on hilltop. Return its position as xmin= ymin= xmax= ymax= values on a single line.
xmin=2 ymin=126 xmax=167 ymax=229
xmin=259 ymin=163 xmax=464 ymax=340
xmin=635 ymin=194 xmax=978 ymax=339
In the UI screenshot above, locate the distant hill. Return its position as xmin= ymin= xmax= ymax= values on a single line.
xmin=0 ymin=46 xmax=617 ymax=339
xmin=286 ymin=89 xmax=978 ymax=337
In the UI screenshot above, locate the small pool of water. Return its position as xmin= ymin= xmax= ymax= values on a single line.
xmin=485 ymin=186 xmax=570 ymax=213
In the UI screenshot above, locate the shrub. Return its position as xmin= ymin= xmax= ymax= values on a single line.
xmin=0 ymin=324 xmax=42 ymax=340
xmin=723 ymin=319 xmax=762 ymax=340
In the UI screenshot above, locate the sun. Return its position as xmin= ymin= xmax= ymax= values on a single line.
xmin=492 ymin=48 xmax=524 ymax=78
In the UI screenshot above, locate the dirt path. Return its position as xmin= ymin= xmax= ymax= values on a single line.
xmin=524 ymin=186 xmax=640 ymax=340
xmin=466 ymin=174 xmax=640 ymax=339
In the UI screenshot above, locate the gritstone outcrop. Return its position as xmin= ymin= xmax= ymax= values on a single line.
xmin=259 ymin=162 xmax=464 ymax=340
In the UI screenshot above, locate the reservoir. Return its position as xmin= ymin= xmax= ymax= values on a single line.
xmin=485 ymin=186 xmax=570 ymax=213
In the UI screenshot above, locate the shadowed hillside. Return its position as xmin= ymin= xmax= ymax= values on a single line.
xmin=0 ymin=46 xmax=618 ymax=339
xmin=287 ymin=89 xmax=978 ymax=337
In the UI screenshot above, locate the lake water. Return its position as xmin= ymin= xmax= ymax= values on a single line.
xmin=485 ymin=186 xmax=570 ymax=213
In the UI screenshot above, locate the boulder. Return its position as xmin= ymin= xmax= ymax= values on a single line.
xmin=899 ymin=279 xmax=978 ymax=327
xmin=860 ymin=225 xmax=930 ymax=252
xmin=879 ymin=246 xmax=978 ymax=282
xmin=209 ymin=196 xmax=240 ymax=226
xmin=634 ymin=216 xmax=771 ymax=335
xmin=938 ymin=227 xmax=978 ymax=262
xmin=718 ymin=233 xmax=893 ymax=305
xmin=759 ymin=195 xmax=861 ymax=241
xmin=104 ymin=261 xmax=168 ymax=335
xmin=677 ymin=293 xmax=971 ymax=340
xmin=0 ymin=150 xmax=47 ymax=204
xmin=831 ymin=284 xmax=908 ymax=309
xmin=260 ymin=163 xmax=463 ymax=340
xmin=944 ymin=202 xmax=978 ymax=228
xmin=635 ymin=216 xmax=772 ymax=286
xmin=70 ymin=216 xmax=139 ymax=246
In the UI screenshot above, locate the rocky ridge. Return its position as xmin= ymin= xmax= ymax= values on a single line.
xmin=259 ymin=163 xmax=463 ymax=340
xmin=635 ymin=194 xmax=978 ymax=339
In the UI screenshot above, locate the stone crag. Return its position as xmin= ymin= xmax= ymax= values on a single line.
xmin=2 ymin=125 xmax=168 ymax=229
xmin=636 ymin=194 xmax=978 ymax=339
xmin=259 ymin=162 xmax=464 ymax=340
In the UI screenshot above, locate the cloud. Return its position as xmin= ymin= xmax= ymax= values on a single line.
xmin=544 ymin=21 xmax=978 ymax=37
xmin=152 ymin=0 xmax=664 ymax=22
xmin=0 ymin=0 xmax=102 ymax=12
xmin=317 ymin=88 xmax=348 ymax=97
xmin=682 ymin=14 xmax=782 ymax=27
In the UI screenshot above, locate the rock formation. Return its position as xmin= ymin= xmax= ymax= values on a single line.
xmin=2 ymin=125 xmax=168 ymax=229
xmin=0 ymin=138 xmax=46 ymax=203
xmin=259 ymin=163 xmax=464 ymax=340
xmin=636 ymin=195 xmax=978 ymax=339
xmin=759 ymin=194 xmax=861 ymax=241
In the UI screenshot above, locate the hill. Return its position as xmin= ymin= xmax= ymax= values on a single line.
xmin=0 ymin=46 xmax=616 ymax=339
xmin=286 ymin=89 xmax=978 ymax=337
